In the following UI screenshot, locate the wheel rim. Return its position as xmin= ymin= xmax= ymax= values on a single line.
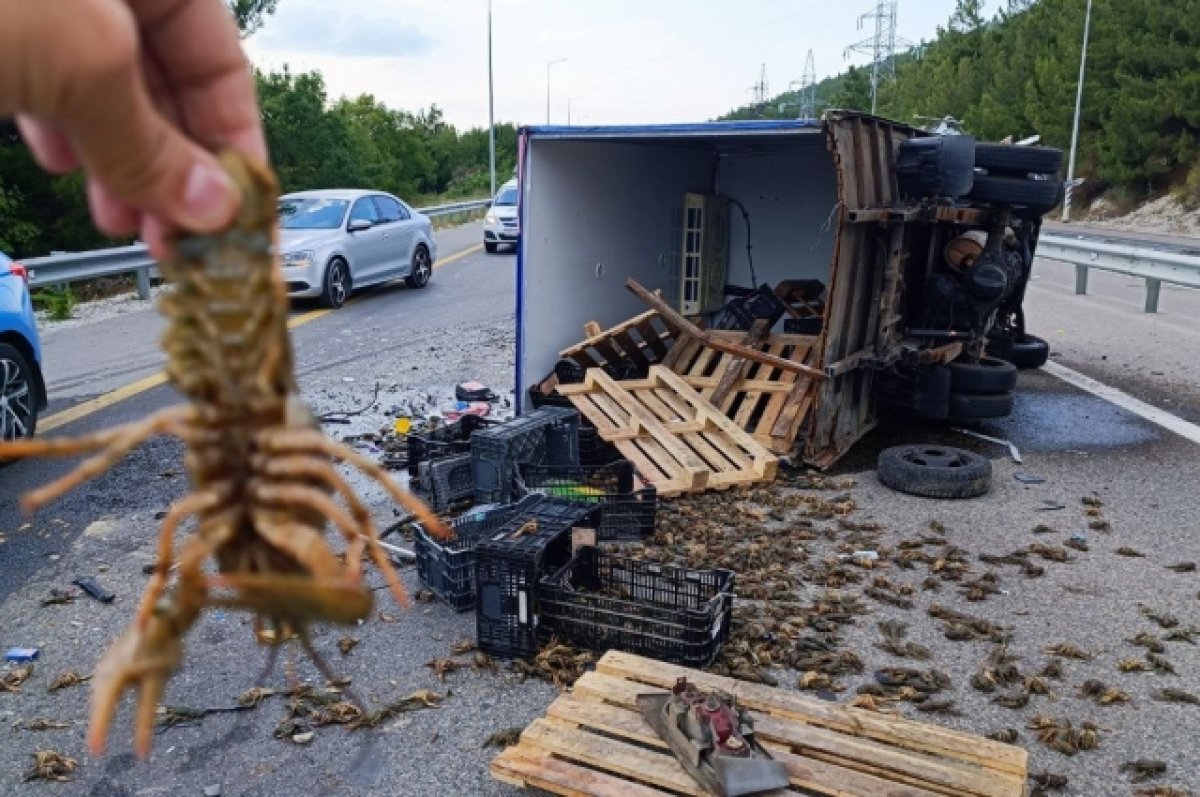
xmin=330 ymin=262 xmax=348 ymax=305
xmin=413 ymin=249 xmax=431 ymax=284
xmin=0 ymin=357 xmax=34 ymax=441
xmin=904 ymin=447 xmax=970 ymax=469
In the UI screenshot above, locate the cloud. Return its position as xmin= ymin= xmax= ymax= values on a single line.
xmin=258 ymin=3 xmax=437 ymax=59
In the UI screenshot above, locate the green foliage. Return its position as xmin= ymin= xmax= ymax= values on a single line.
xmin=227 ymin=0 xmax=279 ymax=36
xmin=30 ymin=286 xmax=76 ymax=321
xmin=725 ymin=0 xmax=1200 ymax=200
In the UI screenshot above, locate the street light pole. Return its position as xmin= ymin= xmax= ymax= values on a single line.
xmin=546 ymin=57 xmax=566 ymax=124
xmin=1063 ymin=0 xmax=1092 ymax=223
xmin=567 ymin=95 xmax=583 ymax=126
xmin=487 ymin=0 xmax=496 ymax=196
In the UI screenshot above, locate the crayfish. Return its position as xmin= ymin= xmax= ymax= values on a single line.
xmin=0 ymin=152 xmax=450 ymax=757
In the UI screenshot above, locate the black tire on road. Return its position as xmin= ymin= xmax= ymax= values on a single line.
xmin=996 ymin=335 xmax=1050 ymax=369
xmin=877 ymin=444 xmax=992 ymax=499
xmin=967 ymin=174 xmax=1064 ymax=214
xmin=974 ymin=143 xmax=1064 ymax=176
xmin=406 ymin=245 xmax=432 ymax=289
xmin=320 ymin=257 xmax=350 ymax=309
xmin=484 ymin=242 xmax=498 ymax=254
xmin=0 ymin=341 xmax=39 ymax=454
xmin=948 ymin=356 xmax=1018 ymax=394
xmin=948 ymin=390 xmax=1015 ymax=419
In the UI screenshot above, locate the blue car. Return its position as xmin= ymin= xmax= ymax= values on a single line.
xmin=0 ymin=252 xmax=47 ymax=442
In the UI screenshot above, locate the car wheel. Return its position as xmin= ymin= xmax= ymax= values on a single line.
xmin=320 ymin=258 xmax=351 ymax=309
xmin=992 ymin=334 xmax=1050 ymax=370
xmin=974 ymin=143 xmax=1064 ymax=176
xmin=877 ymin=444 xmax=992 ymax=499
xmin=948 ymin=390 xmax=1015 ymax=419
xmin=948 ymin=356 xmax=1018 ymax=394
xmin=406 ymin=246 xmax=432 ymax=289
xmin=485 ymin=242 xmax=498 ymax=254
xmin=0 ymin=342 xmax=38 ymax=447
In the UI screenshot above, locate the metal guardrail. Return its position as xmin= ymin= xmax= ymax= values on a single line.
xmin=1036 ymin=233 xmax=1200 ymax=313
xmin=21 ymin=198 xmax=490 ymax=300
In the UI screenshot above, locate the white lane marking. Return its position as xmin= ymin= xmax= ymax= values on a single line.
xmin=1041 ymin=360 xmax=1200 ymax=446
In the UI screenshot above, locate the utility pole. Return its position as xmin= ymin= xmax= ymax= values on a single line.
xmin=546 ymin=57 xmax=566 ymax=125
xmin=487 ymin=0 xmax=495 ymax=196
xmin=798 ymin=50 xmax=817 ymax=119
xmin=1062 ymin=0 xmax=1092 ymax=223
xmin=567 ymin=96 xmax=583 ymax=126
xmin=844 ymin=0 xmax=908 ymax=114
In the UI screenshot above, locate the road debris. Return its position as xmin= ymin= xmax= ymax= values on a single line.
xmin=511 ymin=642 xmax=595 ymax=691
xmin=71 ymin=575 xmax=115 ymax=603
xmin=482 ymin=727 xmax=523 ymax=749
xmin=1153 ymin=688 xmax=1199 ymax=705
xmin=22 ymin=750 xmax=77 ymax=782
xmin=18 ymin=718 xmax=73 ymax=731
xmin=1116 ymin=546 xmax=1146 ymax=557
xmin=40 ymin=588 xmax=77 ymax=606
xmin=1 ymin=664 xmax=34 ymax=692
xmin=1166 ymin=562 xmax=1197 ymax=573
xmin=5 ymin=647 xmax=38 ymax=663
xmin=337 ymin=635 xmax=360 ymax=656
xmin=1043 ymin=643 xmax=1093 ymax=660
xmin=1029 ymin=771 xmax=1068 ymax=794
xmin=1120 ymin=760 xmax=1168 ymax=783
xmin=1079 ymin=679 xmax=1132 ymax=705
xmin=425 ymin=657 xmax=464 ymax=681
xmin=1140 ymin=604 xmax=1181 ymax=629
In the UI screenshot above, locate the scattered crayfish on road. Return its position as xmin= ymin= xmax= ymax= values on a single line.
xmin=0 ymin=151 xmax=451 ymax=758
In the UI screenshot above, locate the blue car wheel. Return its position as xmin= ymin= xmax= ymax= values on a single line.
xmin=0 ymin=341 xmax=38 ymax=442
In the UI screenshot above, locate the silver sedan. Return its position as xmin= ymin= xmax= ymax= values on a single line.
xmin=277 ymin=189 xmax=438 ymax=308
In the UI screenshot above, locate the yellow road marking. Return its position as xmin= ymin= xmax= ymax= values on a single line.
xmin=36 ymin=243 xmax=484 ymax=433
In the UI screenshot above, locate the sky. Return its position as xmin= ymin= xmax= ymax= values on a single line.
xmin=243 ymin=0 xmax=1006 ymax=131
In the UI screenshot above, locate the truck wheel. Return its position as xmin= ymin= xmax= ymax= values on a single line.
xmin=877 ymin=444 xmax=992 ymax=499
xmin=948 ymin=356 xmax=1017 ymax=393
xmin=913 ymin=366 xmax=951 ymax=418
xmin=896 ymin=135 xmax=976 ymax=199
xmin=967 ymin=174 xmax=1063 ymax=215
xmin=974 ymin=144 xmax=1063 ymax=175
xmin=1001 ymin=335 xmax=1050 ymax=369
xmin=948 ymin=390 xmax=1015 ymax=419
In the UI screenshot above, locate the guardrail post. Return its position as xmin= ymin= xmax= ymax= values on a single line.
xmin=136 ymin=267 xmax=151 ymax=300
xmin=1074 ymin=264 xmax=1089 ymax=295
xmin=1144 ymin=278 xmax=1161 ymax=314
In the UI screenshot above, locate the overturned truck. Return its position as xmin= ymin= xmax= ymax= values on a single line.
xmin=513 ymin=111 xmax=1061 ymax=472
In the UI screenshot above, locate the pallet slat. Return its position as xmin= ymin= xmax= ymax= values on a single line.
xmin=492 ymin=651 xmax=1027 ymax=797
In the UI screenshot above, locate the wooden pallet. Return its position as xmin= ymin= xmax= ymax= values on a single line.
xmin=492 ymin=651 xmax=1028 ymax=797
xmin=558 ymin=308 xmax=681 ymax=374
xmin=556 ymin=366 xmax=778 ymax=498
xmin=665 ymin=326 xmax=821 ymax=456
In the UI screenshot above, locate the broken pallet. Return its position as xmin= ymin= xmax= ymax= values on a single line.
xmin=666 ymin=326 xmax=821 ymax=455
xmin=558 ymin=308 xmax=680 ymax=375
xmin=492 ymin=650 xmax=1028 ymax=797
xmin=556 ymin=366 xmax=777 ymax=497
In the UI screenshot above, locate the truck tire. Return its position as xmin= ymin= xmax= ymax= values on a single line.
xmin=974 ymin=144 xmax=1063 ymax=176
xmin=948 ymin=356 xmax=1017 ymax=393
xmin=967 ymin=174 xmax=1063 ymax=215
xmin=1001 ymin=335 xmax=1050 ymax=369
xmin=896 ymin=135 xmax=976 ymax=199
xmin=913 ymin=366 xmax=951 ymax=418
xmin=877 ymin=444 xmax=992 ymax=499
xmin=948 ymin=390 xmax=1015 ymax=419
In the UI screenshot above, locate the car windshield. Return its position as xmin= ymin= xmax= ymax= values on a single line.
xmin=494 ymin=186 xmax=518 ymax=206
xmin=277 ymin=198 xmax=349 ymax=229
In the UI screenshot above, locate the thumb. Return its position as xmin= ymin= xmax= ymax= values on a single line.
xmin=36 ymin=6 xmax=240 ymax=232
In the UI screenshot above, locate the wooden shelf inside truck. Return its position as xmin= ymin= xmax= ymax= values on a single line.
xmin=491 ymin=650 xmax=1028 ymax=797
xmin=556 ymin=366 xmax=778 ymax=497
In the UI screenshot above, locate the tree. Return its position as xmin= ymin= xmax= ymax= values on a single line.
xmin=950 ymin=0 xmax=986 ymax=32
xmin=827 ymin=66 xmax=873 ymax=113
xmin=227 ymin=0 xmax=279 ymax=36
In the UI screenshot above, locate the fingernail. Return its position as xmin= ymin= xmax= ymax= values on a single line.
xmin=182 ymin=161 xmax=236 ymax=227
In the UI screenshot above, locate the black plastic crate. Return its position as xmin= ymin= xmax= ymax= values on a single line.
xmin=475 ymin=498 xmax=603 ymax=658
xmin=471 ymin=407 xmax=581 ymax=505
xmin=516 ymin=460 xmax=656 ymax=541
xmin=427 ymin=453 xmax=474 ymax=511
xmin=528 ymin=388 xmax=619 ymax=467
xmin=537 ymin=548 xmax=735 ymax=667
xmin=712 ymin=284 xmax=787 ymax=331
xmin=414 ymin=495 xmax=543 ymax=611
xmin=408 ymin=415 xmax=494 ymax=478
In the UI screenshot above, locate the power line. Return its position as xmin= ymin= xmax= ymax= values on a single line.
xmin=843 ymin=0 xmax=911 ymax=113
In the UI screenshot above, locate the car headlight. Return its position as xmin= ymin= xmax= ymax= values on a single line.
xmin=484 ymin=213 xmax=498 ymax=224
xmin=282 ymin=250 xmax=314 ymax=268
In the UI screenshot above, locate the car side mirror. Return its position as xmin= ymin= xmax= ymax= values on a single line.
xmin=348 ymin=219 xmax=373 ymax=232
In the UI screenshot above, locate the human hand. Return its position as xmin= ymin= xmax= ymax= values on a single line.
xmin=0 ymin=0 xmax=267 ymax=257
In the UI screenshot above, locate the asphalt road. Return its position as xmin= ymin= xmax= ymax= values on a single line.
xmin=1 ymin=220 xmax=1198 ymax=795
